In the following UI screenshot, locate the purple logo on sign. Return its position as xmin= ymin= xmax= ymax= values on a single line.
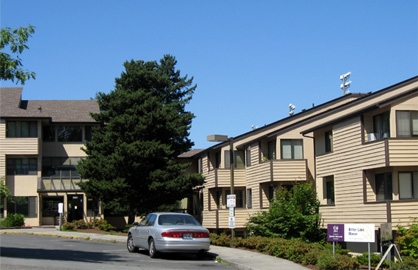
xmin=327 ymin=224 xmax=344 ymax=242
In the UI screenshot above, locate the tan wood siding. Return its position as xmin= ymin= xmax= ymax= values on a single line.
xmin=390 ymin=201 xmax=418 ymax=228
xmin=388 ymin=139 xmax=418 ymax=166
xmin=202 ymin=210 xmax=216 ymax=228
xmin=271 ymin=159 xmax=307 ymax=181
xmin=317 ymin=118 xmax=390 ymax=226
xmin=320 ymin=203 xmax=388 ymax=227
xmin=0 ymin=138 xmax=39 ymax=155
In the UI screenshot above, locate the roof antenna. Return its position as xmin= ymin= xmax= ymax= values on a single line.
xmin=340 ymin=72 xmax=352 ymax=95
xmin=289 ymin=103 xmax=296 ymax=116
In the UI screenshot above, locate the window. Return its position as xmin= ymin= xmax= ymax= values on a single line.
xmin=198 ymin=158 xmax=203 ymax=174
xmin=215 ymin=151 xmax=221 ymax=169
xmin=224 ymin=150 xmax=245 ymax=169
xmin=210 ymin=188 xmax=245 ymax=209
xmin=268 ymin=140 xmax=276 ymax=160
xmin=324 ymin=176 xmax=335 ymax=205
xmin=7 ymin=196 xmax=37 ymax=217
xmin=58 ymin=125 xmax=82 ymax=142
xmin=42 ymin=126 xmax=56 ymax=142
xmin=42 ymin=157 xmax=81 ymax=177
xmin=376 ymin=173 xmax=393 ymax=201
xmin=226 ymin=189 xmax=245 ymax=208
xmin=281 ymin=139 xmax=303 ymax=159
xmin=42 ymin=197 xmax=62 ymax=217
xmin=373 ymin=112 xmax=390 ymax=139
xmin=396 ymin=111 xmax=418 ymax=137
xmin=399 ymin=172 xmax=418 ymax=199
xmin=246 ymin=148 xmax=251 ymax=167
xmin=235 ymin=150 xmax=245 ymax=168
xmin=6 ymin=158 xmax=37 ymax=175
xmin=85 ymin=126 xmax=93 ymax=141
xmin=6 ymin=121 xmax=37 ymax=137
xmin=325 ymin=130 xmax=333 ymax=153
xmin=247 ymin=188 xmax=252 ymax=209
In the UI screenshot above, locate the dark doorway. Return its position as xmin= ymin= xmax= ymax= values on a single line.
xmin=67 ymin=194 xmax=83 ymax=222
xmin=42 ymin=196 xmax=63 ymax=225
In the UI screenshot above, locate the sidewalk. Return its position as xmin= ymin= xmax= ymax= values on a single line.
xmin=0 ymin=227 xmax=310 ymax=270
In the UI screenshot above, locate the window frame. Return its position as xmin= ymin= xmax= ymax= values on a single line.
xmin=373 ymin=111 xmax=390 ymax=139
xmin=375 ymin=172 xmax=393 ymax=201
xmin=325 ymin=130 xmax=333 ymax=153
xmin=399 ymin=172 xmax=418 ymax=199
xmin=6 ymin=158 xmax=37 ymax=175
xmin=57 ymin=125 xmax=83 ymax=142
xmin=396 ymin=110 xmax=418 ymax=137
xmin=323 ymin=175 xmax=335 ymax=205
xmin=281 ymin=139 xmax=303 ymax=159
xmin=6 ymin=121 xmax=37 ymax=138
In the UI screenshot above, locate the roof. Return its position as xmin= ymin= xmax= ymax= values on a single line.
xmin=0 ymin=87 xmax=100 ymax=123
xmin=178 ymin=149 xmax=206 ymax=158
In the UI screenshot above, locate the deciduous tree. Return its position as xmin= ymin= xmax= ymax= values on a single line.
xmin=246 ymin=181 xmax=324 ymax=242
xmin=0 ymin=25 xmax=36 ymax=85
xmin=77 ymin=55 xmax=204 ymax=223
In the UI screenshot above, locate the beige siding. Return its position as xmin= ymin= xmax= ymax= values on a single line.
xmin=317 ymin=118 xmax=390 ymax=226
xmin=388 ymin=139 xmax=418 ymax=166
xmin=391 ymin=201 xmax=418 ymax=228
xmin=271 ymin=159 xmax=307 ymax=181
xmin=7 ymin=175 xmax=38 ymax=196
xmin=0 ymin=138 xmax=39 ymax=155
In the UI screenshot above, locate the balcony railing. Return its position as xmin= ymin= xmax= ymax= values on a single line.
xmin=38 ymin=177 xmax=87 ymax=192
xmin=203 ymin=159 xmax=308 ymax=188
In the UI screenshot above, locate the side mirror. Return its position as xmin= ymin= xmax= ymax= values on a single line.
xmin=133 ymin=222 xmax=139 ymax=226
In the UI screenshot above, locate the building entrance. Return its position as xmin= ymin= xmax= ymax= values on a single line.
xmin=67 ymin=194 xmax=83 ymax=222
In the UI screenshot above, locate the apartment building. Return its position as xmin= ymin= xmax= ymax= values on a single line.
xmin=0 ymin=87 xmax=101 ymax=226
xmin=183 ymin=76 xmax=418 ymax=246
xmin=182 ymin=91 xmax=366 ymax=236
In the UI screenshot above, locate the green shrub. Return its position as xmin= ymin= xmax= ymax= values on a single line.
xmin=62 ymin=222 xmax=76 ymax=231
xmin=74 ymin=219 xmax=88 ymax=229
xmin=0 ymin=213 xmax=25 ymax=227
xmin=390 ymin=256 xmax=418 ymax=270
xmin=396 ymin=218 xmax=418 ymax=259
xmin=356 ymin=252 xmax=389 ymax=269
xmin=95 ymin=219 xmax=115 ymax=231
xmin=317 ymin=253 xmax=359 ymax=270
xmin=210 ymin=233 xmax=231 ymax=246
xmin=246 ymin=181 xmax=324 ymax=243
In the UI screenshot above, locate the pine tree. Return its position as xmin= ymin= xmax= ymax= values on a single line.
xmin=77 ymin=55 xmax=204 ymax=223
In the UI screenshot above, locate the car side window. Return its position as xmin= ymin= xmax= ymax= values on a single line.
xmin=147 ymin=214 xmax=156 ymax=226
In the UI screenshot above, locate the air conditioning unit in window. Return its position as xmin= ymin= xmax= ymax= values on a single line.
xmin=367 ymin=133 xmax=377 ymax=141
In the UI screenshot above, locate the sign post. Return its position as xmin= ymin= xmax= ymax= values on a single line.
xmin=58 ymin=203 xmax=63 ymax=231
xmin=227 ymin=194 xmax=236 ymax=229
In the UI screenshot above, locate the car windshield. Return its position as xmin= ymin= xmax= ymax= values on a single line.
xmin=157 ymin=214 xmax=201 ymax=226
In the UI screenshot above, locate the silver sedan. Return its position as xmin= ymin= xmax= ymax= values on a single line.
xmin=127 ymin=212 xmax=210 ymax=258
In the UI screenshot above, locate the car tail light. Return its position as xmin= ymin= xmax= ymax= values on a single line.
xmin=161 ymin=231 xmax=210 ymax=238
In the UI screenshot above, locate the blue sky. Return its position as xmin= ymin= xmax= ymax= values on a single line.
xmin=1 ymin=1 xmax=417 ymax=149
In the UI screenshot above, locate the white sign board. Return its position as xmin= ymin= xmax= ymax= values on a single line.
xmin=229 ymin=207 xmax=234 ymax=217
xmin=227 ymin=194 xmax=236 ymax=208
xmin=344 ymin=224 xmax=375 ymax=243
xmin=228 ymin=216 xmax=235 ymax=229
xmin=58 ymin=203 xmax=63 ymax=214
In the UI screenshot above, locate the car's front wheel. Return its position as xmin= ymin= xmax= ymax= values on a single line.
xmin=127 ymin=234 xmax=138 ymax=253
xmin=148 ymin=238 xmax=158 ymax=258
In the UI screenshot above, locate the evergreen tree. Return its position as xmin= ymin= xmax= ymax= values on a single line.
xmin=77 ymin=55 xmax=204 ymax=223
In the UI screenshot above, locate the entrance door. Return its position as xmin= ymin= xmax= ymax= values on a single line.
xmin=67 ymin=194 xmax=83 ymax=222
xmin=42 ymin=197 xmax=64 ymax=225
